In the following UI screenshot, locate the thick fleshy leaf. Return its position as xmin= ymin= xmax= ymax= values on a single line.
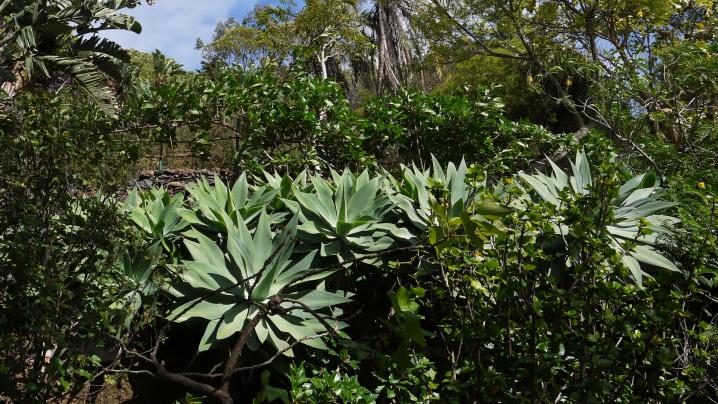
xmin=295 ymin=191 xmax=335 ymax=226
xmin=255 ymin=319 xmax=269 ymax=344
xmin=630 ymin=245 xmax=679 ymax=271
xmin=230 ymin=173 xmax=249 ymax=207
xmin=348 ymin=180 xmax=378 ymax=221
xmin=183 ymin=261 xmax=236 ymax=288
xmin=168 ymin=299 xmax=234 ymax=322
xmin=252 ymin=260 xmax=281 ymax=301
xmin=216 ymin=304 xmax=251 ymax=340
xmin=431 ymin=155 xmax=445 ymax=182
xmin=619 ymin=173 xmax=646 ymax=197
xmin=623 ymin=187 xmax=657 ymax=207
xmin=288 ymin=290 xmax=353 ymax=310
xmin=266 ymin=323 xmax=294 ymax=356
xmin=275 ymin=251 xmax=318 ymax=285
xmin=174 ymin=265 xmax=223 ymax=291
xmin=270 ymin=315 xmax=327 ymax=350
xmin=310 ymin=177 xmax=339 ymax=222
xmin=570 ymin=150 xmax=592 ymax=193
xmin=252 ymin=210 xmax=273 ymax=269
xmin=549 ymin=159 xmax=569 ymax=187
xmin=622 ymin=255 xmax=645 ymax=287
xmin=520 ymin=173 xmax=560 ymax=206
xmin=198 ymin=319 xmax=221 ymax=352
xmin=185 ymin=233 xmax=225 ymax=268
xmin=449 ymin=159 xmax=468 ymax=208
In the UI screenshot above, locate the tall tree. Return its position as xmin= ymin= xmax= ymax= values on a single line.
xmin=417 ymin=0 xmax=718 ymax=147
xmin=0 ymin=0 xmax=144 ymax=116
xmin=197 ymin=6 xmax=297 ymax=68
xmin=366 ymin=0 xmax=414 ymax=93
xmin=418 ymin=0 xmax=587 ymax=130
xmin=198 ymin=0 xmax=369 ymax=81
xmin=295 ymin=0 xmax=369 ymax=79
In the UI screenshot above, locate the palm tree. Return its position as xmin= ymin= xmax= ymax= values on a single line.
xmin=0 ymin=0 xmax=142 ymax=116
xmin=365 ymin=0 xmax=413 ymax=94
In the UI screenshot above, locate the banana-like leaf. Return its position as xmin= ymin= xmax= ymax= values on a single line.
xmin=2 ymin=0 xmax=140 ymax=114
xmin=40 ymin=55 xmax=118 ymax=116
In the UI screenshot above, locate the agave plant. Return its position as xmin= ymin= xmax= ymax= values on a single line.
xmin=166 ymin=210 xmax=351 ymax=354
xmin=179 ymin=174 xmax=285 ymax=237
xmin=386 ymin=157 xmax=471 ymax=229
xmin=261 ymin=170 xmax=309 ymax=211
xmin=263 ymin=170 xmax=308 ymax=193
xmin=519 ymin=150 xmax=679 ymax=285
xmin=112 ymin=243 xmax=161 ymax=329
xmin=386 ymin=157 xmax=510 ymax=247
xmin=124 ymin=188 xmax=187 ymax=251
xmin=289 ymin=169 xmax=415 ymax=262
xmin=385 ymin=164 xmax=432 ymax=230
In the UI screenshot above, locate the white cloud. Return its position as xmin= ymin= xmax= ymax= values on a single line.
xmin=104 ymin=0 xmax=260 ymax=70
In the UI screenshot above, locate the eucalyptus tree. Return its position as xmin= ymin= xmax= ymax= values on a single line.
xmin=416 ymin=0 xmax=586 ymax=130
xmin=199 ymin=0 xmax=369 ymax=82
xmin=294 ymin=0 xmax=369 ymax=80
xmin=197 ymin=7 xmax=297 ymax=69
xmin=200 ymin=0 xmax=422 ymax=95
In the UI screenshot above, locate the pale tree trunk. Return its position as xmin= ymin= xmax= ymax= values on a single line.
xmin=318 ymin=47 xmax=328 ymax=80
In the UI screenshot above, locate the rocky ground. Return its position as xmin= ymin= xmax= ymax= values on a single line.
xmin=122 ymin=168 xmax=233 ymax=196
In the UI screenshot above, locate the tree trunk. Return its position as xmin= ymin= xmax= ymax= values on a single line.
xmin=318 ymin=48 xmax=328 ymax=80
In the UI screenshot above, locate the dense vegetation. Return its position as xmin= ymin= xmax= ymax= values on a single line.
xmin=1 ymin=0 xmax=716 ymax=402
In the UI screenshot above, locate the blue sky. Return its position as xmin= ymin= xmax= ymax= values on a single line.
xmin=104 ymin=0 xmax=290 ymax=70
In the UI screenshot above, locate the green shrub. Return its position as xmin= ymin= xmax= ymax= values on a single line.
xmin=111 ymin=150 xmax=713 ymax=402
xmin=0 ymin=93 xmax=137 ymax=400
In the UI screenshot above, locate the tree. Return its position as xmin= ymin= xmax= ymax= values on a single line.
xmin=0 ymin=0 xmax=144 ymax=116
xmin=295 ymin=0 xmax=369 ymax=80
xmin=0 ymin=79 xmax=137 ymax=403
xmin=365 ymin=0 xmax=414 ymax=93
xmin=417 ymin=0 xmax=718 ymax=152
xmin=417 ymin=0 xmax=586 ymax=130
xmin=198 ymin=0 xmax=369 ymax=81
xmin=197 ymin=6 xmax=297 ymax=68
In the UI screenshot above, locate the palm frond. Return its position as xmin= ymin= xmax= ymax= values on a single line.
xmin=40 ymin=55 xmax=118 ymax=117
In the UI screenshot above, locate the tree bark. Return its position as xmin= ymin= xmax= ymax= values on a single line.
xmin=318 ymin=48 xmax=328 ymax=80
